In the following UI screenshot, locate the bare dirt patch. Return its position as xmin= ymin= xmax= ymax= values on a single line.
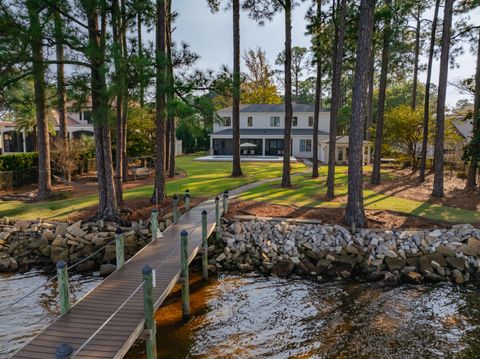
xmin=365 ymin=168 xmax=480 ymax=212
xmin=227 ymin=200 xmax=454 ymax=229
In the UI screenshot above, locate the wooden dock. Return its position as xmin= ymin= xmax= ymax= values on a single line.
xmin=12 ymin=197 xmax=220 ymax=359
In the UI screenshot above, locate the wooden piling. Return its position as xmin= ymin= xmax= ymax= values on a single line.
xmin=180 ymin=229 xmax=190 ymax=319
xmin=143 ymin=265 xmax=157 ymax=359
xmin=215 ymin=196 xmax=221 ymax=241
xmin=223 ymin=190 xmax=229 ymax=215
xmin=184 ymin=189 xmax=191 ymax=212
xmin=201 ymin=210 xmax=208 ymax=280
xmin=173 ymin=194 xmax=179 ymax=223
xmin=150 ymin=208 xmax=158 ymax=242
xmin=56 ymin=260 xmax=70 ymax=314
xmin=55 ymin=343 xmax=73 ymax=359
xmin=115 ymin=228 xmax=125 ymax=269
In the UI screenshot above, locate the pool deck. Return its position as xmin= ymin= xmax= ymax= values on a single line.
xmin=195 ymin=155 xmax=297 ymax=163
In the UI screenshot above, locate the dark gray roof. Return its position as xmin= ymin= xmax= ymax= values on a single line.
xmin=218 ymin=104 xmax=328 ymax=113
xmin=211 ymin=128 xmax=329 ymax=136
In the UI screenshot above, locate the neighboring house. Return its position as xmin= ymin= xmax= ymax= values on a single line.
xmin=0 ymin=106 xmax=95 ymax=154
xmin=419 ymin=117 xmax=473 ymax=163
xmin=210 ymin=103 xmax=372 ymax=165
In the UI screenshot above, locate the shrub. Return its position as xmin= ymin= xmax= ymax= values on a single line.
xmin=0 ymin=152 xmax=38 ymax=171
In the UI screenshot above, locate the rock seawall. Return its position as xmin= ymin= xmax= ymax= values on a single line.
xmin=212 ymin=220 xmax=480 ymax=284
xmin=0 ymin=215 xmax=174 ymax=274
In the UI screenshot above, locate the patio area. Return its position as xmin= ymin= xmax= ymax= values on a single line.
xmin=194 ymin=155 xmax=297 ymax=163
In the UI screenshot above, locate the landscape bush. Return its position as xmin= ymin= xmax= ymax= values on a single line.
xmin=0 ymin=152 xmax=38 ymax=171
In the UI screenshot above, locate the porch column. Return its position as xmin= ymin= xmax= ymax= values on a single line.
xmin=22 ymin=131 xmax=26 ymax=153
xmin=262 ymin=138 xmax=265 ymax=156
xmin=209 ymin=136 xmax=213 ymax=155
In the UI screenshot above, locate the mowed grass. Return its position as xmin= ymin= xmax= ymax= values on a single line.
xmin=0 ymin=156 xmax=306 ymax=220
xmin=239 ymin=166 xmax=480 ymax=224
xmin=0 ymin=156 xmax=478 ymax=224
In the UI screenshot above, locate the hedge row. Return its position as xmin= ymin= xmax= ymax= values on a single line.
xmin=0 ymin=152 xmax=38 ymax=171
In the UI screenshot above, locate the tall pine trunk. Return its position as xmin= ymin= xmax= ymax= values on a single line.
xmin=419 ymin=0 xmax=440 ymax=183
xmin=371 ymin=5 xmax=391 ymax=185
xmin=344 ymin=0 xmax=376 ymax=228
xmin=365 ymin=39 xmax=374 ymax=141
xmin=466 ymin=29 xmax=480 ymax=190
xmin=152 ymin=0 xmax=167 ymax=203
xmin=138 ymin=13 xmax=144 ymax=108
xmin=281 ymin=0 xmax=293 ymax=187
xmin=432 ymin=0 xmax=454 ymax=198
xmin=326 ymin=0 xmax=347 ymax=199
xmin=112 ymin=0 xmax=124 ymax=204
xmin=166 ymin=0 xmax=176 ymax=178
xmin=54 ymin=3 xmax=68 ymax=182
xmin=121 ymin=0 xmax=128 ymax=183
xmin=83 ymin=1 xmax=117 ymax=219
xmin=232 ymin=0 xmax=243 ymax=177
xmin=312 ymin=0 xmax=322 ymax=178
xmin=411 ymin=8 xmax=421 ymax=110
xmin=27 ymin=0 xmax=51 ymax=200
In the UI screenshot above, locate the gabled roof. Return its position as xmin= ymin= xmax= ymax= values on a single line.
xmin=217 ymin=103 xmax=328 ymax=113
xmin=452 ymin=118 xmax=473 ymax=141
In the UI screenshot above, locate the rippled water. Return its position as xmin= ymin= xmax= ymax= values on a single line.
xmin=0 ymin=271 xmax=101 ymax=358
xmin=2 ymin=271 xmax=480 ymax=359
xmin=127 ymin=274 xmax=480 ymax=359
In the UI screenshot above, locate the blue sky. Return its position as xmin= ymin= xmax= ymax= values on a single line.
xmin=163 ymin=1 xmax=479 ymax=107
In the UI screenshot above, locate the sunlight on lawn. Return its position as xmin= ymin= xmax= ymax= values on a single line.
xmin=0 ymin=156 xmax=306 ymax=220
xmin=0 ymin=156 xmax=478 ymax=224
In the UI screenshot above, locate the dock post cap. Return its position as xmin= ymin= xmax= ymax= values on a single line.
xmin=143 ymin=265 xmax=152 ymax=275
xmin=115 ymin=227 xmax=123 ymax=235
xmin=56 ymin=260 xmax=67 ymax=269
xmin=151 ymin=208 xmax=158 ymax=213
xmin=185 ymin=189 xmax=190 ymax=193
xmin=56 ymin=343 xmax=73 ymax=359
xmin=181 ymin=229 xmax=188 ymax=237
xmin=202 ymin=210 xmax=207 ymax=216
xmin=224 ymin=190 xmax=229 ymax=195
xmin=173 ymin=194 xmax=178 ymax=200
xmin=215 ymin=196 xmax=219 ymax=202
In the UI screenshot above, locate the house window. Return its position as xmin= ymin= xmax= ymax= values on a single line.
xmin=308 ymin=116 xmax=314 ymax=127
xmin=300 ymin=139 xmax=312 ymax=152
xmin=247 ymin=116 xmax=253 ymax=127
xmin=222 ymin=116 xmax=232 ymax=127
xmin=292 ymin=117 xmax=298 ymax=127
xmin=83 ymin=111 xmax=92 ymax=123
xmin=270 ymin=116 xmax=280 ymax=127
xmin=444 ymin=149 xmax=456 ymax=155
xmin=338 ymin=148 xmax=344 ymax=161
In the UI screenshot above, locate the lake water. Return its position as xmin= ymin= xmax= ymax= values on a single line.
xmin=2 ymin=270 xmax=480 ymax=358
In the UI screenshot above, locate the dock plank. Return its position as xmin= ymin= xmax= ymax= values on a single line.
xmin=12 ymin=197 xmax=219 ymax=359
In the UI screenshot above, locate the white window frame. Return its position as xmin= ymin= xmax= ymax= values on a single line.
xmin=270 ymin=116 xmax=281 ymax=127
xmin=300 ymin=139 xmax=312 ymax=152
xmin=222 ymin=116 xmax=232 ymax=127
xmin=308 ymin=116 xmax=314 ymax=127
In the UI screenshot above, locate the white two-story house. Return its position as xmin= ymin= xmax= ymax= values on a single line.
xmin=209 ymin=103 xmax=372 ymax=165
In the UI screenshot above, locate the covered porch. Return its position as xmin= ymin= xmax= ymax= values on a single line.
xmin=319 ymin=136 xmax=372 ymax=165
xmin=211 ymin=137 xmax=291 ymax=157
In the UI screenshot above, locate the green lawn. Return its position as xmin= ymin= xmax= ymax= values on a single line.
xmin=0 ymin=156 xmax=478 ymax=224
xmin=0 ymin=156 xmax=306 ymax=220
xmin=239 ymin=167 xmax=480 ymax=224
